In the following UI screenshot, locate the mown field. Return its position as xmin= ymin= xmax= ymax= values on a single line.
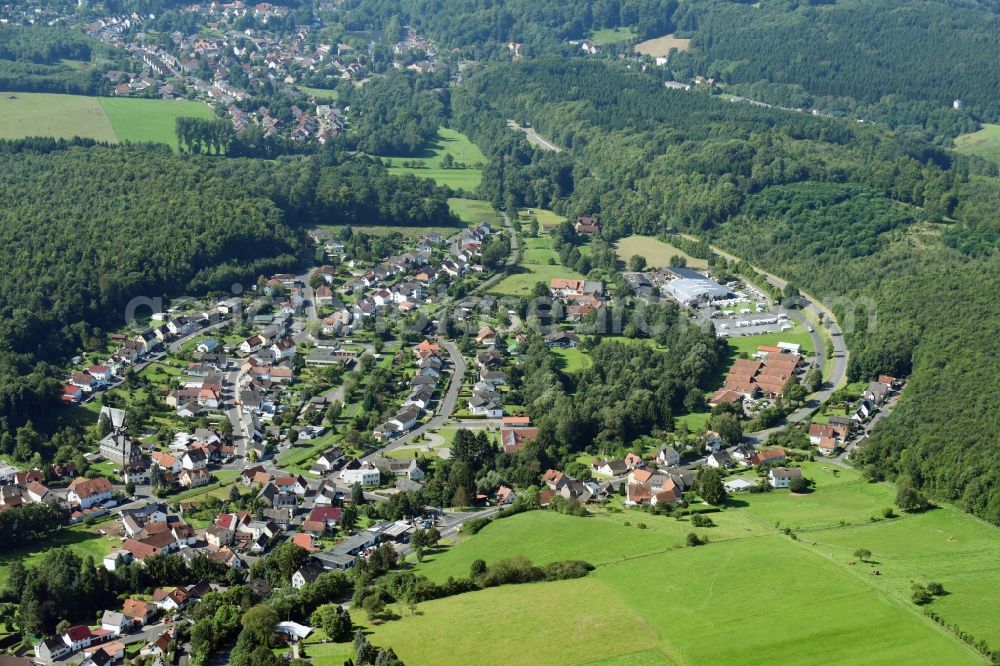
xmin=953 ymin=123 xmax=1000 ymax=165
xmin=98 ymin=97 xmax=214 ymax=148
xmin=0 ymin=92 xmax=213 ymax=149
xmin=0 ymin=92 xmax=117 ymax=141
xmin=0 ymin=522 xmax=120 ymax=587
xmin=383 ymin=127 xmax=487 ymax=190
xmin=634 ymin=33 xmax=693 ymax=57
xmin=589 ymin=27 xmax=637 ymax=44
xmin=615 ymin=234 xmax=709 ymax=269
xmin=354 ymin=463 xmax=996 ymax=665
xmin=492 ymin=222 xmax=584 ymax=296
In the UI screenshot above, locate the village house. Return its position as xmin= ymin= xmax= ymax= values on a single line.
xmin=768 ymin=467 xmax=803 ymax=488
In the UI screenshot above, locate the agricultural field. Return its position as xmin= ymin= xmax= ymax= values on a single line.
xmin=383 ymin=127 xmax=487 ymax=190
xmin=633 ymin=33 xmax=693 ymax=57
xmin=953 ymin=123 xmax=1000 ymax=165
xmin=98 ymin=97 xmax=214 ymax=148
xmin=0 ymin=92 xmax=116 ymax=142
xmin=589 ymin=27 xmax=637 ymax=44
xmin=0 ymin=93 xmax=213 ymax=149
xmin=375 ymin=470 xmax=997 ymax=665
xmin=724 ymin=321 xmax=816 ymax=356
xmin=614 ymin=235 xmax=708 ymax=269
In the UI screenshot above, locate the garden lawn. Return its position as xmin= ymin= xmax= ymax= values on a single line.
xmin=99 ymin=97 xmax=214 ymax=149
xmin=553 ymin=346 xmax=592 ymax=372
xmin=590 ymin=27 xmax=637 ymax=43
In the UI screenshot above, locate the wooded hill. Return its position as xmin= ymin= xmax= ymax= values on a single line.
xmin=0 ymin=140 xmax=302 ymax=438
xmin=454 ymin=58 xmax=1000 ymax=524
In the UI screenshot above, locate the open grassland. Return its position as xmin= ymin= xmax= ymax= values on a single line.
xmin=416 ymin=510 xmax=766 ymax=583
xmin=371 ymin=509 xmax=979 ymax=664
xmin=724 ymin=321 xmax=815 ymax=356
xmin=383 ymin=127 xmax=487 ymax=190
xmin=953 ymin=123 xmax=1000 ymax=165
xmin=294 ymin=84 xmax=339 ymax=99
xmin=802 ymin=507 xmax=1000 ymax=648
xmin=359 ymin=577 xmax=660 ymax=666
xmin=388 ymin=463 xmax=1000 ymax=664
xmin=99 ymin=97 xmax=213 ymax=148
xmin=593 ymin=536 xmax=975 ymax=665
xmin=0 ymin=93 xmax=213 ymax=149
xmin=634 ymin=33 xmax=693 ymax=57
xmin=522 ymin=235 xmax=560 ymax=264
xmin=0 ymin=92 xmax=116 ymax=141
xmin=737 ymin=462 xmax=897 ymax=530
xmin=615 ymin=235 xmax=708 ymax=269
xmin=590 ymin=27 xmax=637 ymax=44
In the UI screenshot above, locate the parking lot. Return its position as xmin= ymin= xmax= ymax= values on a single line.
xmin=712 ymin=312 xmax=793 ymax=338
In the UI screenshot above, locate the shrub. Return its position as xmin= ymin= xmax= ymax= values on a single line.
xmin=462 ymin=517 xmax=492 ymax=535
xmin=686 ymin=532 xmax=702 ymax=547
xmin=691 ymin=514 xmax=715 ymax=528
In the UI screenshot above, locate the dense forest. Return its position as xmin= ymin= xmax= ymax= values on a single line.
xmin=0 ymin=26 xmax=113 ymax=95
xmin=206 ymin=151 xmax=459 ymax=229
xmin=454 ymin=58 xmax=1000 ymax=524
xmin=0 ymin=140 xmax=302 ymax=440
xmin=343 ymin=0 xmax=678 ymax=54
xmin=666 ymin=0 xmax=1000 ymax=131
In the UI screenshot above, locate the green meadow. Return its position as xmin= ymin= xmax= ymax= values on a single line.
xmin=953 ymin=123 xmax=1000 ymax=165
xmin=0 ymin=92 xmax=212 ymax=149
xmin=356 ymin=462 xmax=998 ymax=665
xmin=383 ymin=127 xmax=487 ymax=190
xmin=99 ymin=96 xmax=214 ymax=148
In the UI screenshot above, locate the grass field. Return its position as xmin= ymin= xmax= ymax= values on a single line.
xmin=383 ymin=127 xmax=487 ymax=191
xmin=724 ymin=321 xmax=816 ymax=356
xmin=953 ymin=123 xmax=1000 ymax=165
xmin=449 ymin=197 xmax=500 ymax=226
xmin=365 ymin=498 xmax=983 ymax=665
xmin=491 ymin=263 xmax=584 ymax=297
xmin=522 ymin=235 xmax=560 ymax=264
xmin=0 ymin=92 xmax=116 ymax=141
xmin=615 ymin=235 xmax=709 ymax=269
xmin=294 ymin=84 xmax=339 ymax=99
xmin=0 ymin=92 xmax=213 ymax=149
xmin=0 ymin=523 xmax=120 ymax=586
xmin=590 ymin=27 xmax=637 ymax=44
xmin=633 ymin=33 xmax=693 ymax=57
xmin=99 ymin=97 xmax=213 ymax=148
xmin=553 ymin=346 xmax=592 ymax=373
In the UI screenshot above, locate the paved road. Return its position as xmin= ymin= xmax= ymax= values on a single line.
xmin=364 ymin=341 xmax=467 ymax=459
xmin=506 ymin=119 xmax=561 ymax=152
xmin=684 ymin=235 xmax=849 ymax=393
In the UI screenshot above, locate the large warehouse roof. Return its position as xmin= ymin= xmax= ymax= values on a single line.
xmin=664 ymin=277 xmax=733 ymax=303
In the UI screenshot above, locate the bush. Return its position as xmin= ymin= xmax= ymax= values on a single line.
xmin=927 ymin=581 xmax=946 ymax=596
xmin=686 ymin=532 xmax=702 ymax=547
xmin=462 ymin=517 xmax=492 ymax=535
xmin=691 ymin=514 xmax=715 ymax=528
xmin=912 ymin=584 xmax=933 ymax=605
xmin=636 ymin=522 xmax=647 ymax=530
